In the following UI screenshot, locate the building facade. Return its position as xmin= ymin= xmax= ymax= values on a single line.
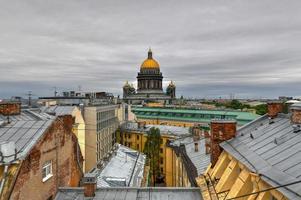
xmin=39 ymin=92 xmax=126 ymax=173
xmin=84 ymin=105 xmax=119 ymax=172
xmin=0 ymin=104 xmax=83 ymax=200
xmin=39 ymin=105 xmax=86 ymax=172
xmin=165 ymin=135 xmax=210 ymax=187
xmin=116 ymin=122 xmax=191 ymax=185
xmin=123 ymin=49 xmax=176 ymax=105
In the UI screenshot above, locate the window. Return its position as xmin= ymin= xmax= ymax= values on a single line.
xmin=160 ymin=148 xmax=163 ymax=153
xmin=160 ymin=157 xmax=163 ymax=164
xmin=137 ymin=144 xmax=140 ymax=150
xmin=42 ymin=160 xmax=53 ymax=182
xmin=137 ymin=135 xmax=139 ymax=140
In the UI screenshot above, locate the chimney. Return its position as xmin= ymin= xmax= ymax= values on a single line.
xmin=83 ymin=173 xmax=96 ymax=198
xmin=0 ymin=102 xmax=21 ymax=116
xmin=210 ymin=120 xmax=237 ymax=167
xmin=267 ymin=101 xmax=283 ymax=118
xmin=290 ymin=103 xmax=301 ymax=125
xmin=137 ymin=121 xmax=146 ymax=129
xmin=194 ymin=142 xmax=199 ymax=152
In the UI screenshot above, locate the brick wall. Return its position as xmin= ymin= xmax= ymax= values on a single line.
xmin=210 ymin=120 xmax=236 ymax=167
xmin=8 ymin=115 xmax=83 ymax=200
xmin=0 ymin=102 xmax=21 ymax=116
xmin=291 ymin=107 xmax=301 ymax=124
xmin=267 ymin=101 xmax=283 ymax=118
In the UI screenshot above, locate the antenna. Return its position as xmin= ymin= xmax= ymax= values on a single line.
xmin=27 ymin=91 xmax=32 ymax=107
xmin=24 ymin=91 xmax=35 ymax=108
xmin=53 ymin=87 xmax=58 ymax=97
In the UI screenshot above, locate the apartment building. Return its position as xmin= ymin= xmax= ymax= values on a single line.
xmin=84 ymin=105 xmax=119 ymax=172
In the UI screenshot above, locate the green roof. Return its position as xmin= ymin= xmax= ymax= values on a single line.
xmin=132 ymin=107 xmax=260 ymax=125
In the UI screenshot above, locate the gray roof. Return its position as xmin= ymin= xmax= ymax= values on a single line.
xmin=171 ymin=137 xmax=210 ymax=176
xmin=220 ymin=114 xmax=301 ymax=200
xmin=0 ymin=110 xmax=54 ymax=164
xmin=40 ymin=105 xmax=78 ymax=116
xmin=121 ymin=122 xmax=190 ymax=137
xmin=94 ymin=144 xmax=146 ymax=187
xmin=55 ymin=187 xmax=202 ymax=200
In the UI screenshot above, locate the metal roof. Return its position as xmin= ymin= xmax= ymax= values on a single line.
xmin=220 ymin=114 xmax=301 ymax=200
xmin=55 ymin=187 xmax=202 ymax=200
xmin=132 ymin=107 xmax=259 ymax=121
xmin=121 ymin=122 xmax=190 ymax=136
xmin=170 ymin=137 xmax=210 ymax=176
xmin=95 ymin=144 xmax=146 ymax=188
xmin=40 ymin=105 xmax=78 ymax=116
xmin=0 ymin=110 xmax=55 ymax=164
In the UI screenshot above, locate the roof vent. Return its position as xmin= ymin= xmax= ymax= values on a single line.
xmin=274 ymin=136 xmax=286 ymax=145
xmin=293 ymin=124 xmax=301 ymax=133
xmin=46 ymin=111 xmax=56 ymax=116
xmin=268 ymin=117 xmax=274 ymax=124
xmin=0 ymin=121 xmax=6 ymax=127
xmin=0 ymin=141 xmax=17 ymax=163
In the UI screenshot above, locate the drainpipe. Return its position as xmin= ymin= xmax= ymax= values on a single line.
xmin=0 ymin=165 xmax=9 ymax=198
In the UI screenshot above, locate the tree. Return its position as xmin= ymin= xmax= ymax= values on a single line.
xmin=227 ymin=99 xmax=243 ymax=110
xmin=143 ymin=127 xmax=161 ymax=186
xmin=254 ymin=104 xmax=267 ymax=115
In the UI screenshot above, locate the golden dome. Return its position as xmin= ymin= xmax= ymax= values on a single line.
xmin=141 ymin=48 xmax=160 ymax=69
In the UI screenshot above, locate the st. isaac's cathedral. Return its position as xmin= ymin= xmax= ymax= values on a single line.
xmin=123 ymin=49 xmax=176 ymax=104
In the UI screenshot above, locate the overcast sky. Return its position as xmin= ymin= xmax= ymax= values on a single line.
xmin=0 ymin=0 xmax=301 ymax=99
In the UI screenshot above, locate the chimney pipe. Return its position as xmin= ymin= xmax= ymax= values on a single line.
xmin=194 ymin=142 xmax=199 ymax=152
xmin=267 ymin=101 xmax=283 ymax=118
xmin=83 ymin=173 xmax=96 ymax=198
xmin=210 ymin=120 xmax=237 ymax=167
xmin=290 ymin=103 xmax=301 ymax=125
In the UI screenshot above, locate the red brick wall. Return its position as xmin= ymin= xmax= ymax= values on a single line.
xmin=291 ymin=109 xmax=301 ymax=124
xmin=8 ymin=115 xmax=83 ymax=200
xmin=84 ymin=183 xmax=96 ymax=197
xmin=0 ymin=102 xmax=21 ymax=116
xmin=210 ymin=121 xmax=236 ymax=167
xmin=267 ymin=102 xmax=283 ymax=118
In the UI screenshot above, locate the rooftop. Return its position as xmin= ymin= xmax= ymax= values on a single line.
xmin=221 ymin=113 xmax=301 ymax=200
xmin=0 ymin=110 xmax=54 ymax=164
xmin=170 ymin=137 xmax=210 ymax=176
xmin=93 ymin=144 xmax=146 ymax=187
xmin=121 ymin=122 xmax=190 ymax=136
xmin=39 ymin=105 xmax=78 ymax=116
xmin=55 ymin=187 xmax=202 ymax=200
xmin=132 ymin=106 xmax=259 ymax=125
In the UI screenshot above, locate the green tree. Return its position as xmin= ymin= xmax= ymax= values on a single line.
xmin=226 ymin=99 xmax=243 ymax=110
xmin=254 ymin=104 xmax=268 ymax=115
xmin=143 ymin=127 xmax=161 ymax=186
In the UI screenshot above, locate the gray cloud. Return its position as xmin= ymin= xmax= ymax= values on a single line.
xmin=0 ymin=0 xmax=301 ymax=99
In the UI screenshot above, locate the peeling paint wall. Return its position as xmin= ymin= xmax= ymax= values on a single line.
xmin=5 ymin=115 xmax=83 ymax=200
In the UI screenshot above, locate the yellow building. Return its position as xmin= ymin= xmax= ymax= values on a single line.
xmin=116 ymin=122 xmax=192 ymax=185
xmin=117 ymin=122 xmax=211 ymax=187
xmin=165 ymin=135 xmax=210 ymax=187
xmin=197 ymin=102 xmax=301 ymax=200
